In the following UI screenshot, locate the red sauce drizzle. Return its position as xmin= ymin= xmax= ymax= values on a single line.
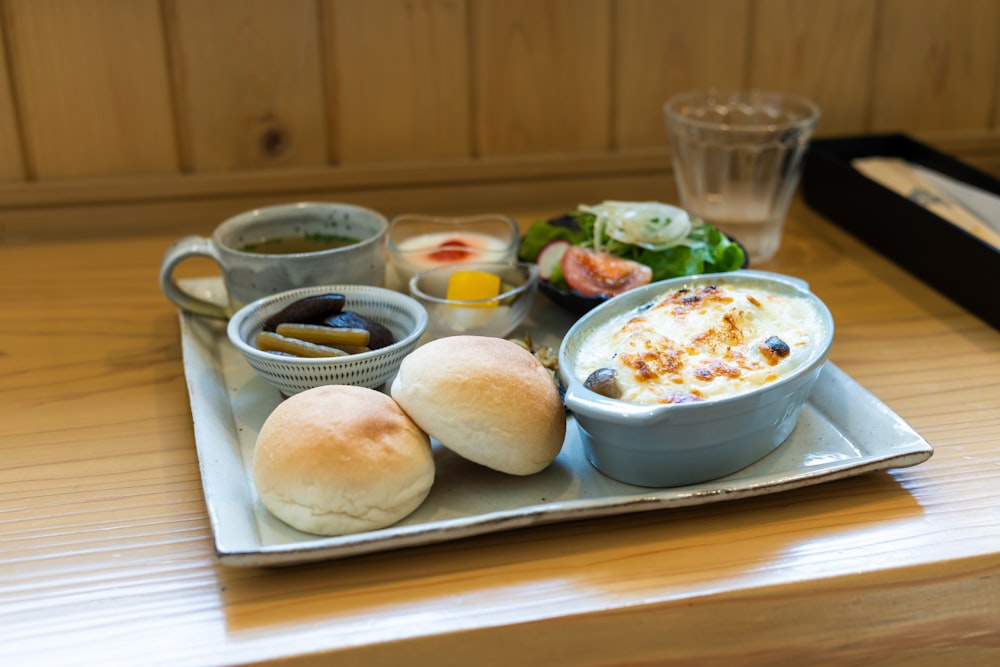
xmin=428 ymin=239 xmax=471 ymax=262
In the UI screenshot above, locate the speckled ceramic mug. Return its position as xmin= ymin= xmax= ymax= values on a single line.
xmin=159 ymin=202 xmax=388 ymax=319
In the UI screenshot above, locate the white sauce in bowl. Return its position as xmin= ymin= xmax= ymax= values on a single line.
xmin=574 ymin=283 xmax=827 ymax=404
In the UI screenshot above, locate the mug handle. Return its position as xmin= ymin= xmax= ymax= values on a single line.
xmin=159 ymin=236 xmax=229 ymax=319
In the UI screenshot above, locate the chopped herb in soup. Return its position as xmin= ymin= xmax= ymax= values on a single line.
xmin=242 ymin=233 xmax=358 ymax=254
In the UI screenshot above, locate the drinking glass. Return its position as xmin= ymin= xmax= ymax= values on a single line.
xmin=665 ymin=90 xmax=819 ymax=263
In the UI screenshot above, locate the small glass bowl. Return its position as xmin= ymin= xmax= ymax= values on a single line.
xmin=386 ymin=213 xmax=519 ymax=288
xmin=409 ymin=262 xmax=539 ymax=339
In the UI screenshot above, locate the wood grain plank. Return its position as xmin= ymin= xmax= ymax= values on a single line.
xmin=615 ymin=0 xmax=748 ymax=151
xmin=1 ymin=0 xmax=1000 ymax=225
xmin=4 ymin=0 xmax=178 ymax=178
xmin=2 ymin=201 xmax=1000 ymax=665
xmin=0 ymin=167 xmax=678 ymax=241
xmin=324 ymin=0 xmax=471 ymax=163
xmin=167 ymin=0 xmax=327 ymax=171
xmin=474 ymin=0 xmax=612 ymax=156
xmin=871 ymin=0 xmax=1000 ymax=132
xmin=1 ymin=130 xmax=999 ymax=241
xmin=0 ymin=22 xmax=25 ymax=181
xmin=750 ymin=0 xmax=876 ymax=136
xmin=1 ymin=130 xmax=997 ymax=212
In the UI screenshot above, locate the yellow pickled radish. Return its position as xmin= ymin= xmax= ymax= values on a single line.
xmin=446 ymin=271 xmax=502 ymax=307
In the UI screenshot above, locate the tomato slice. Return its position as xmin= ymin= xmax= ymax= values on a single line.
xmin=428 ymin=239 xmax=471 ymax=262
xmin=561 ymin=246 xmax=653 ymax=297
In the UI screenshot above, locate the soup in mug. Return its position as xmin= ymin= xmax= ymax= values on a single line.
xmin=241 ymin=233 xmax=359 ymax=254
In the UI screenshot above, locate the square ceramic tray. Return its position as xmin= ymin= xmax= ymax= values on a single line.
xmin=178 ymin=278 xmax=933 ymax=567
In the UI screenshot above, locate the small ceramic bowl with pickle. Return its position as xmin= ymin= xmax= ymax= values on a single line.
xmin=227 ymin=284 xmax=428 ymax=395
xmin=408 ymin=261 xmax=539 ymax=339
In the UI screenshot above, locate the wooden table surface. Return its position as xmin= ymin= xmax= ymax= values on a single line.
xmin=2 ymin=197 xmax=999 ymax=666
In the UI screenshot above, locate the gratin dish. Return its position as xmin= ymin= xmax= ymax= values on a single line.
xmin=559 ymin=270 xmax=835 ymax=487
xmin=227 ymin=284 xmax=428 ymax=395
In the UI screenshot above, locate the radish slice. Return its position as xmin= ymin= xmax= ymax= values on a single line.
xmin=536 ymin=240 xmax=571 ymax=280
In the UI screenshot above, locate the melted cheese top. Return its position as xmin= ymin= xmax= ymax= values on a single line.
xmin=573 ymin=283 xmax=826 ymax=404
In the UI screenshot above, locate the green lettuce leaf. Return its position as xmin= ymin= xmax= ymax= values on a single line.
xmin=518 ymin=213 xmax=590 ymax=261
xmin=519 ymin=207 xmax=745 ymax=282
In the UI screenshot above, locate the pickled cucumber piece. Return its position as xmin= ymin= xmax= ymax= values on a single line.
xmin=255 ymin=331 xmax=350 ymax=358
xmin=275 ymin=323 xmax=370 ymax=349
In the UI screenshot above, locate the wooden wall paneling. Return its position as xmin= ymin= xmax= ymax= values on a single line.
xmin=166 ymin=0 xmax=327 ymax=171
xmin=4 ymin=0 xmax=1000 ymax=242
xmin=0 ymin=22 xmax=25 ymax=181
xmin=614 ymin=0 xmax=749 ymax=152
xmin=473 ymin=0 xmax=612 ymax=157
xmin=870 ymin=0 xmax=1000 ymax=133
xmin=0 ymin=167 xmax=678 ymax=242
xmin=325 ymin=0 xmax=471 ymax=164
xmin=749 ymin=0 xmax=876 ymax=136
xmin=4 ymin=0 xmax=178 ymax=179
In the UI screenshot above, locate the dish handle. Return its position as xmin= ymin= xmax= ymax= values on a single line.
xmin=563 ymin=384 xmax=679 ymax=425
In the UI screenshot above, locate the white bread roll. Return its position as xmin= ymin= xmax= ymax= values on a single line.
xmin=390 ymin=336 xmax=565 ymax=475
xmin=252 ymin=385 xmax=434 ymax=536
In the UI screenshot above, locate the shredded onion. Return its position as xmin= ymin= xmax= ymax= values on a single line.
xmin=581 ymin=201 xmax=692 ymax=251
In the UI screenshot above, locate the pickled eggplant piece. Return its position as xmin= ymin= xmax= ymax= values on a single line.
xmin=261 ymin=294 xmax=346 ymax=332
xmin=584 ymin=367 xmax=621 ymax=399
xmin=323 ymin=311 xmax=395 ymax=349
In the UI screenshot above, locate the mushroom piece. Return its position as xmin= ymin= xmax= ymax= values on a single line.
xmin=584 ymin=367 xmax=621 ymax=399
